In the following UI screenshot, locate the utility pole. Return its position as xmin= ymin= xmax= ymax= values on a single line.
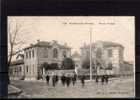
xmin=90 ymin=27 xmax=92 ymax=81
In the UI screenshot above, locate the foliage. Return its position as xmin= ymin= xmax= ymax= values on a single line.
xmin=96 ymin=48 xmax=102 ymax=59
xmin=82 ymin=58 xmax=95 ymax=69
xmin=41 ymin=62 xmax=59 ymax=70
xmin=62 ymin=57 xmax=75 ymax=69
xmin=105 ymin=63 xmax=113 ymax=70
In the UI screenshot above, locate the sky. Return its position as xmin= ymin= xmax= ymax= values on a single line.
xmin=8 ymin=16 xmax=135 ymax=62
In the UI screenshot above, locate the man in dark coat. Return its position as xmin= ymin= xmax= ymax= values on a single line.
xmin=66 ymin=74 xmax=71 ymax=87
xmin=101 ymin=75 xmax=105 ymax=85
xmin=72 ymin=73 xmax=77 ymax=86
xmin=46 ymin=74 xmax=50 ymax=85
xmin=55 ymin=74 xmax=59 ymax=86
xmin=95 ymin=75 xmax=99 ymax=84
xmin=52 ymin=74 xmax=56 ymax=87
xmin=61 ymin=74 xmax=66 ymax=86
xmin=81 ymin=75 xmax=85 ymax=87
xmin=104 ymin=75 xmax=109 ymax=84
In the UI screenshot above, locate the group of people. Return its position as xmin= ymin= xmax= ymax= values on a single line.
xmin=45 ymin=72 xmax=86 ymax=87
xmin=95 ymin=75 xmax=109 ymax=85
xmin=45 ymin=72 xmax=110 ymax=88
xmin=60 ymin=73 xmax=77 ymax=87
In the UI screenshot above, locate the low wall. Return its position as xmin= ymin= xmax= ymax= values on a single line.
xmin=44 ymin=69 xmax=75 ymax=76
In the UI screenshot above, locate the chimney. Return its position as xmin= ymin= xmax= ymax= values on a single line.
xmin=30 ymin=43 xmax=33 ymax=46
xmin=52 ymin=40 xmax=57 ymax=44
xmin=37 ymin=39 xmax=40 ymax=43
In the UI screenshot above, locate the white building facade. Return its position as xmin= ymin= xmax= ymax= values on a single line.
xmin=23 ymin=40 xmax=71 ymax=80
xmin=9 ymin=40 xmax=71 ymax=80
xmin=81 ymin=41 xmax=124 ymax=75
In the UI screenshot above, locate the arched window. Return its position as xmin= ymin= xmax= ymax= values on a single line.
xmin=26 ymin=66 xmax=28 ymax=73
xmin=19 ymin=67 xmax=22 ymax=72
xmin=108 ymin=49 xmax=113 ymax=57
xmin=63 ymin=51 xmax=66 ymax=57
xmin=44 ymin=48 xmax=48 ymax=58
xmin=53 ymin=48 xmax=58 ymax=58
xmin=29 ymin=51 xmax=31 ymax=58
xmin=33 ymin=64 xmax=34 ymax=74
xmin=108 ymin=63 xmax=113 ymax=70
xmin=26 ymin=52 xmax=28 ymax=59
xmin=32 ymin=50 xmax=34 ymax=58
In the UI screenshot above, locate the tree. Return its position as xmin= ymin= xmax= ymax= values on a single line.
xmin=41 ymin=62 xmax=49 ymax=73
xmin=82 ymin=59 xmax=90 ymax=69
xmin=50 ymin=63 xmax=59 ymax=70
xmin=8 ymin=20 xmax=26 ymax=83
xmin=62 ymin=57 xmax=75 ymax=69
xmin=81 ymin=47 xmax=106 ymax=70
xmin=41 ymin=62 xmax=60 ymax=71
xmin=82 ymin=58 xmax=97 ymax=69
xmin=96 ymin=48 xmax=102 ymax=59
xmin=106 ymin=63 xmax=113 ymax=70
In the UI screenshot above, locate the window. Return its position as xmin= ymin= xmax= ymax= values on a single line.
xmin=108 ymin=63 xmax=113 ymax=70
xmin=15 ymin=68 xmax=16 ymax=73
xmin=26 ymin=52 xmax=28 ymax=59
xmin=44 ymin=48 xmax=48 ymax=58
xmin=32 ymin=50 xmax=34 ymax=58
xmin=33 ymin=64 xmax=34 ymax=74
xmin=26 ymin=66 xmax=28 ymax=73
xmin=63 ymin=51 xmax=66 ymax=57
xmin=11 ymin=69 xmax=13 ymax=75
xmin=53 ymin=48 xmax=58 ymax=58
xmin=29 ymin=51 xmax=31 ymax=58
xmin=19 ymin=67 xmax=22 ymax=72
xmin=9 ymin=69 xmax=12 ymax=75
xmin=108 ymin=49 xmax=112 ymax=57
xmin=9 ymin=69 xmax=10 ymax=74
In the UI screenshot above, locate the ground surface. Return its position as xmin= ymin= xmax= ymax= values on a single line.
xmin=9 ymin=77 xmax=135 ymax=98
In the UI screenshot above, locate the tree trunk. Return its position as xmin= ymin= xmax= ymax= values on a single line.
xmin=7 ymin=45 xmax=13 ymax=84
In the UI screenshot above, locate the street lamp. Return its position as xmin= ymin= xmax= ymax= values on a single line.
xmin=90 ymin=27 xmax=92 ymax=81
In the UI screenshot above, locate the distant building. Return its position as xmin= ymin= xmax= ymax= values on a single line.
xmin=9 ymin=40 xmax=71 ymax=80
xmin=9 ymin=54 xmax=24 ymax=80
xmin=80 ymin=41 xmax=124 ymax=75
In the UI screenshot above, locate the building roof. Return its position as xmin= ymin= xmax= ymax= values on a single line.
xmin=97 ymin=41 xmax=124 ymax=48
xmin=10 ymin=59 xmax=24 ymax=66
xmin=24 ymin=40 xmax=71 ymax=50
xmin=35 ymin=41 xmax=51 ymax=47
xmin=80 ymin=41 xmax=124 ymax=49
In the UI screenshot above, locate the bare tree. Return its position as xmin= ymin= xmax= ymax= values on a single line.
xmin=8 ymin=20 xmax=26 ymax=83
xmin=8 ymin=22 xmax=24 ymax=66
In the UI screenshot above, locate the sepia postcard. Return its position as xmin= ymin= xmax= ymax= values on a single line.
xmin=7 ymin=16 xmax=135 ymax=98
